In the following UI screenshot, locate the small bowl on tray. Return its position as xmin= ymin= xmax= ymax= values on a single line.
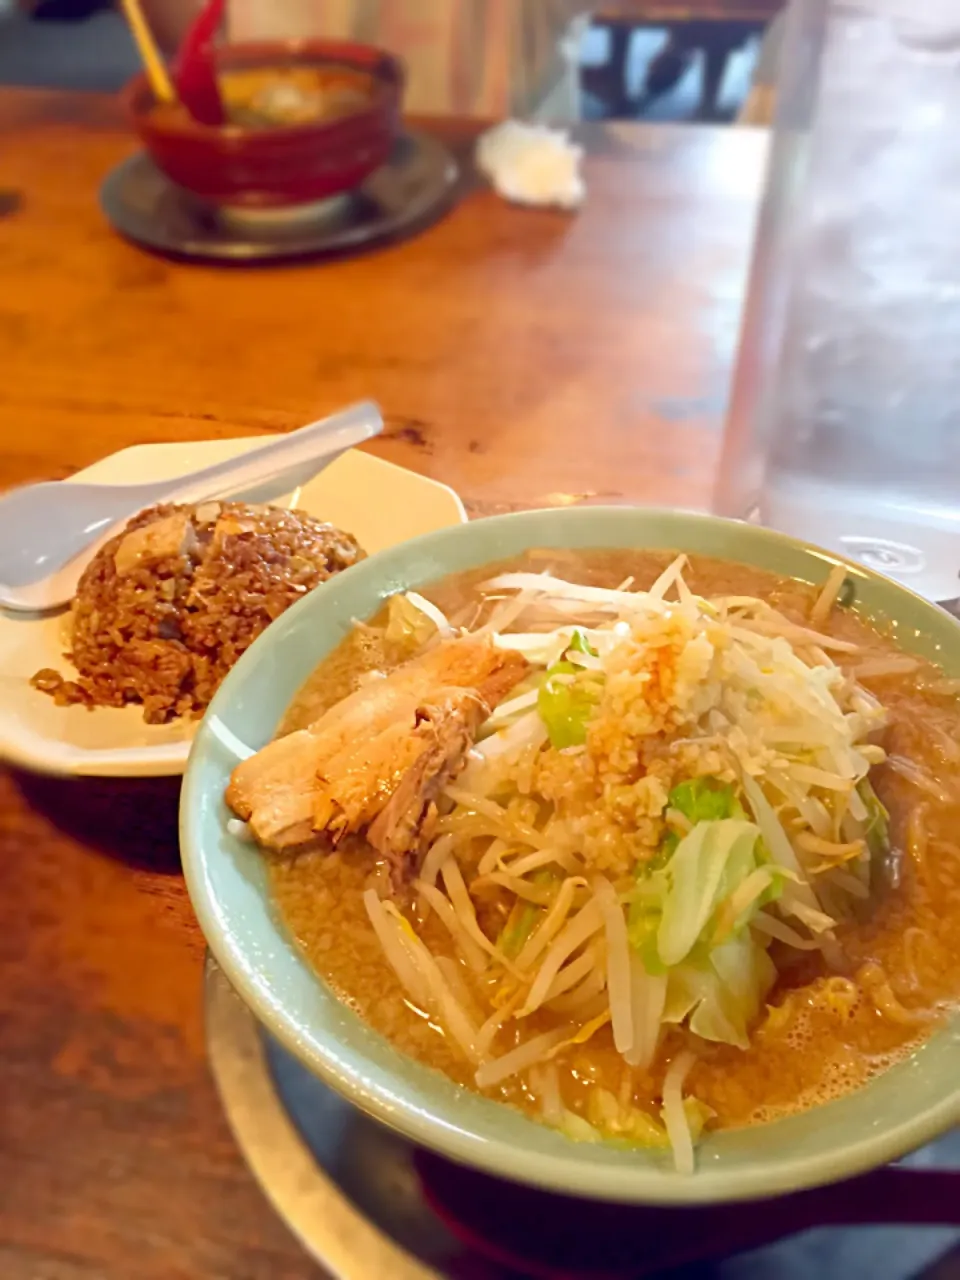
xmin=180 ymin=507 xmax=960 ymax=1205
xmin=121 ymin=39 xmax=404 ymax=220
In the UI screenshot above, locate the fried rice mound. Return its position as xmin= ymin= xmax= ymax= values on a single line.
xmin=31 ymin=501 xmax=364 ymax=723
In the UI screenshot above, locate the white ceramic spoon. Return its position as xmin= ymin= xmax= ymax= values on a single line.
xmin=0 ymin=400 xmax=382 ymax=614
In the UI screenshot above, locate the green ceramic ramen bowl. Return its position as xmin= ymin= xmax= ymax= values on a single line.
xmin=180 ymin=507 xmax=960 ymax=1205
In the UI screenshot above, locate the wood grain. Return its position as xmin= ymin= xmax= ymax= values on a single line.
xmin=0 ymin=88 xmax=765 ymax=1279
xmin=600 ymin=1 xmax=781 ymax=18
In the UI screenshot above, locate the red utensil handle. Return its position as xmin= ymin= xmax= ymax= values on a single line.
xmin=172 ymin=0 xmax=225 ymax=126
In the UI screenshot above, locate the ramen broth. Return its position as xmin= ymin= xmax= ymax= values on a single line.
xmin=220 ymin=64 xmax=375 ymax=128
xmin=268 ymin=550 xmax=960 ymax=1133
xmin=147 ymin=64 xmax=376 ymax=132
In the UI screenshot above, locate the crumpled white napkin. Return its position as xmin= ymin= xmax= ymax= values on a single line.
xmin=475 ymin=120 xmax=585 ymax=211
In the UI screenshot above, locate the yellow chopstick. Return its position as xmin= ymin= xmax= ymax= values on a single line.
xmin=118 ymin=0 xmax=177 ymax=104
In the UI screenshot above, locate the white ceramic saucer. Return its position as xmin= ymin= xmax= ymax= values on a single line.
xmin=0 ymin=440 xmax=466 ymax=778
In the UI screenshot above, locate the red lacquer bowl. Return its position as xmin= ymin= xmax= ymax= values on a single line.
xmin=122 ymin=39 xmax=404 ymax=209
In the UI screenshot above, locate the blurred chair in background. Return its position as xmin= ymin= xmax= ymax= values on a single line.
xmin=591 ymin=1 xmax=782 ymax=121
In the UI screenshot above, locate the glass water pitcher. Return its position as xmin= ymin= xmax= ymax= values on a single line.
xmin=715 ymin=0 xmax=960 ymax=604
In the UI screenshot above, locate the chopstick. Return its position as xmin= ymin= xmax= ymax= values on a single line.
xmin=118 ymin=0 xmax=177 ymax=104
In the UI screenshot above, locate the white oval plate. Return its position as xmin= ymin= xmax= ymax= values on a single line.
xmin=0 ymin=440 xmax=466 ymax=777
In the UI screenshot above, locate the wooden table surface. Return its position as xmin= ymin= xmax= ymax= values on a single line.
xmin=0 ymin=88 xmax=767 ymax=1280
xmin=600 ymin=1 xmax=781 ymax=20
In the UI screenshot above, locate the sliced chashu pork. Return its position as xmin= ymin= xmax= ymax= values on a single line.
xmin=367 ymin=687 xmax=490 ymax=882
xmin=226 ymin=636 xmax=528 ymax=869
